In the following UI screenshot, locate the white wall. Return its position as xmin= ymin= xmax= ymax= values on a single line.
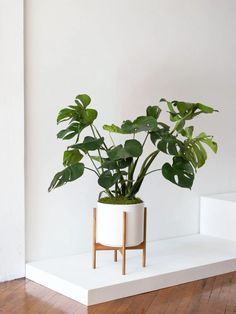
xmin=0 ymin=0 xmax=24 ymax=281
xmin=25 ymin=0 xmax=236 ymax=261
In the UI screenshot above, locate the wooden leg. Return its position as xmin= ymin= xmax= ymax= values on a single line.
xmin=142 ymin=207 xmax=147 ymax=267
xmin=122 ymin=211 xmax=127 ymax=275
xmin=92 ymin=207 xmax=97 ymax=269
xmin=114 ymin=250 xmax=117 ymax=262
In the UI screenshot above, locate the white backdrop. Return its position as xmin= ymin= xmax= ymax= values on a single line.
xmin=25 ymin=0 xmax=236 ymax=261
xmin=0 ymin=0 xmax=24 ymax=281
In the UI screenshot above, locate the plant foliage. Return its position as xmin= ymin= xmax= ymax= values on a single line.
xmin=49 ymin=95 xmax=218 ymax=200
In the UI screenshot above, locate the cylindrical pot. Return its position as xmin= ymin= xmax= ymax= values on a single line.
xmin=96 ymin=202 xmax=144 ymax=247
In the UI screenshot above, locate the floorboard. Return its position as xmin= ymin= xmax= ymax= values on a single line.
xmin=1 ymin=272 xmax=236 ymax=313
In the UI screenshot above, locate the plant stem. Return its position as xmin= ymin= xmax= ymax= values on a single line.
xmin=84 ymin=167 xmax=99 ymax=176
xmin=126 ymin=150 xmax=160 ymax=198
xmin=90 ymin=125 xmax=104 ymax=172
xmin=94 ymin=125 xmax=109 ymax=150
xmin=170 ymin=111 xmax=192 ymax=135
xmin=109 ymin=133 xmax=115 ymax=146
xmin=127 ymin=132 xmax=149 ymax=192
xmin=87 ymin=152 xmax=100 ymax=175
xmin=144 ymin=168 xmax=161 ymax=176
xmin=142 ymin=132 xmax=149 ymax=147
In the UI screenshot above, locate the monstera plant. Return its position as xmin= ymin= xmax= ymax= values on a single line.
xmin=48 ymin=94 xmax=218 ymax=256
xmin=48 ymin=94 xmax=217 ymax=199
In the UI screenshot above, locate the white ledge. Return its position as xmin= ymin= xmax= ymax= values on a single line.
xmin=26 ymin=234 xmax=236 ymax=305
xmin=201 ymin=192 xmax=236 ymax=241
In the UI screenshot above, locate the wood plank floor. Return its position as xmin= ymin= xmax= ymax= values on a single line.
xmin=1 ymin=272 xmax=236 ymax=313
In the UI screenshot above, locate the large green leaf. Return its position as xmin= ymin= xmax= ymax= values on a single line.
xmin=197 ymin=132 xmax=218 ymax=153
xmin=160 ymin=98 xmax=181 ymax=122
xmin=100 ymin=157 xmax=132 ymax=170
xmin=75 ymin=94 xmax=91 ymax=108
xmin=107 ymin=145 xmax=131 ymax=160
xmin=57 ymin=103 xmax=84 ymax=125
xmin=162 ymin=157 xmax=194 ymax=189
xmin=181 ymin=131 xmax=218 ymax=169
xmin=150 ymin=125 xmax=170 ymax=145
xmin=57 ymin=108 xmax=75 ymax=124
xmin=103 ymin=116 xmax=157 ymax=134
xmin=63 ymin=150 xmax=83 ymax=167
xmin=57 ymin=123 xmax=81 ymax=140
xmin=146 ymin=105 xmax=161 ymax=119
xmin=124 ymin=139 xmax=143 ymax=157
xmin=122 ymin=116 xmax=157 ymax=133
xmin=181 ymin=126 xmax=194 ymax=138
xmin=48 ymin=163 xmax=84 ymax=191
xmin=90 ymin=155 xmax=103 ymax=163
xmin=103 ymin=124 xmax=125 ymax=134
xmin=160 ymin=98 xmax=218 ymax=123
xmin=70 ymin=136 xmax=104 ymax=152
xmin=82 ymin=109 xmax=98 ymax=126
xmin=98 ymin=170 xmax=116 ymax=189
xmin=157 ymin=134 xmax=183 ymax=155
xmin=56 ymin=95 xmax=97 ymax=142
xmin=197 ymin=103 xmax=216 ymax=113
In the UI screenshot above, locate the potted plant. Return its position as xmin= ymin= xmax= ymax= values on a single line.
xmin=48 ymin=94 xmax=217 ymax=252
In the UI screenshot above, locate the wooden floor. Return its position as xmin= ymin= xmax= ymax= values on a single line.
xmin=1 ymin=272 xmax=236 ymax=314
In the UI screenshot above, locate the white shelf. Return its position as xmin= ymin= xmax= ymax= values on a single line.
xmin=201 ymin=192 xmax=236 ymax=241
xmin=26 ymin=234 xmax=236 ymax=305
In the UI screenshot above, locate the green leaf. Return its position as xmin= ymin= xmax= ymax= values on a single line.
xmin=157 ymin=134 xmax=183 ymax=155
xmin=98 ymin=170 xmax=116 ymax=189
xmin=122 ymin=116 xmax=157 ymax=133
xmin=173 ymin=101 xmax=192 ymax=116
xmin=134 ymin=116 xmax=157 ymax=132
xmin=90 ymin=155 xmax=103 ymax=163
xmin=69 ymin=163 xmax=84 ymax=181
xmin=199 ymin=137 xmax=218 ymax=153
xmin=181 ymin=132 xmax=217 ymax=169
xmin=100 ymin=157 xmax=132 ymax=170
xmin=197 ymin=103 xmax=216 ymax=113
xmin=107 ymin=145 xmax=131 ymax=160
xmin=57 ymin=108 xmax=74 ymax=124
xmin=124 ymin=139 xmax=143 ymax=157
xmin=103 ymin=124 xmax=125 ymax=134
xmin=48 ymin=163 xmax=84 ymax=192
xmin=121 ymin=120 xmax=136 ymax=133
xmin=57 ymin=123 xmax=80 ymax=140
xmin=82 ymin=109 xmax=98 ymax=125
xmin=100 ymin=160 xmax=117 ymax=170
xmin=70 ymin=136 xmax=104 ymax=152
xmin=160 ymin=99 xmax=181 ymax=121
xmin=75 ymin=94 xmax=91 ymax=108
xmin=150 ymin=124 xmax=170 ymax=145
xmin=162 ymin=157 xmax=194 ymax=189
xmin=117 ymin=158 xmax=133 ymax=168
xmin=57 ymin=122 xmax=83 ymax=140
xmin=161 ymin=98 xmax=218 ymax=123
xmin=175 ymin=119 xmax=186 ymax=132
xmin=191 ymin=143 xmax=206 ymax=168
xmin=63 ymin=150 xmax=83 ymax=167
xmin=181 ymin=126 xmax=194 ymax=138
xmin=104 ymin=116 xmax=157 ymax=134
xmin=146 ymin=105 xmax=161 ymax=119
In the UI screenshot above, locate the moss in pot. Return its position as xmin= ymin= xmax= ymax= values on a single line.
xmin=48 ymin=94 xmax=218 ymax=247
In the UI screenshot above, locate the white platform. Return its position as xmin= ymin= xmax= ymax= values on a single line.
xmin=26 ymin=234 xmax=236 ymax=305
xmin=201 ymin=192 xmax=236 ymax=241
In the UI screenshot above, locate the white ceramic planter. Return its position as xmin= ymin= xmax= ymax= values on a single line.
xmin=96 ymin=202 xmax=144 ymax=247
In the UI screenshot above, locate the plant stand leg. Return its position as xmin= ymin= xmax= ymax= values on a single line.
xmin=142 ymin=207 xmax=147 ymax=267
xmin=114 ymin=250 xmax=117 ymax=262
xmin=92 ymin=207 xmax=97 ymax=269
xmin=122 ymin=211 xmax=127 ymax=275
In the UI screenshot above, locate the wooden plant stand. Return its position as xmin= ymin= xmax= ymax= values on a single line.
xmin=92 ymin=207 xmax=147 ymax=275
